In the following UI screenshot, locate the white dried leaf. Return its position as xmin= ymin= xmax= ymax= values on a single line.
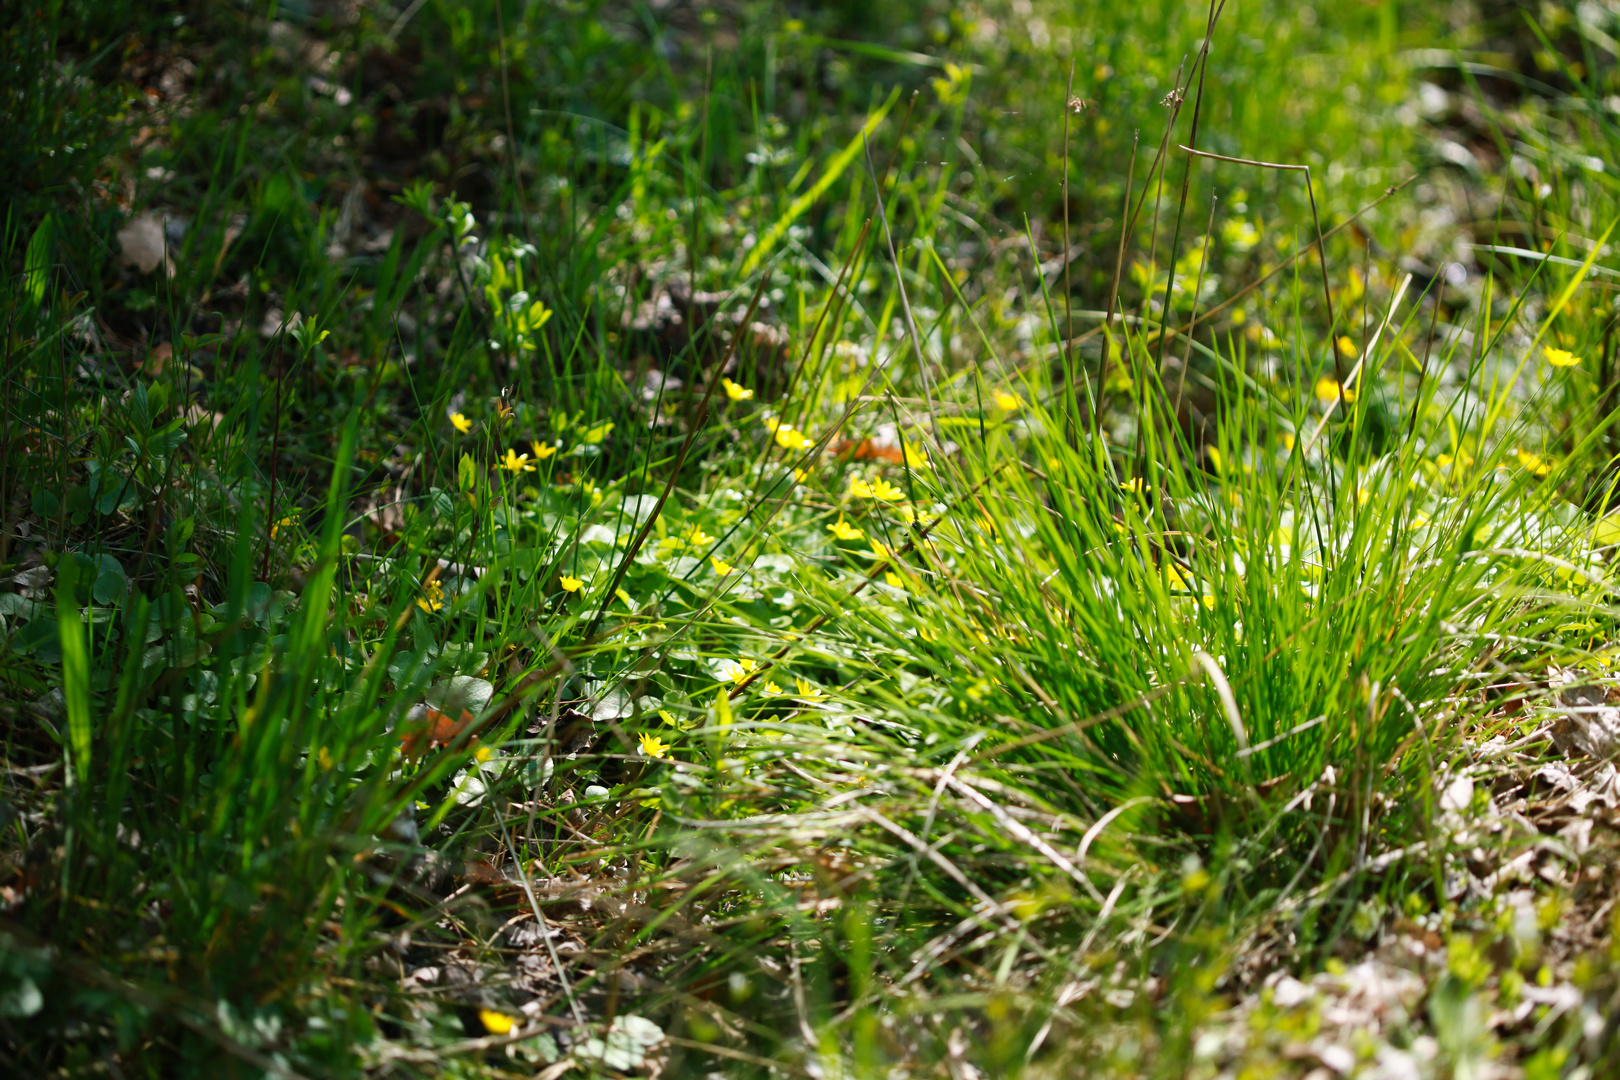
xmin=117 ymin=212 xmax=167 ymax=274
xmin=1550 ymin=675 xmax=1620 ymax=759
xmin=425 ymin=676 xmax=494 ymax=717
xmin=592 ymin=687 xmax=632 ymax=721
xmin=1438 ymin=774 xmax=1474 ymax=812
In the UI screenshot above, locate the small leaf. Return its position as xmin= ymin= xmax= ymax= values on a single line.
xmin=23 ymin=213 xmax=54 ymax=306
xmin=0 ymin=974 xmax=42 ymax=1018
xmin=54 ymin=562 xmax=92 ymax=787
xmin=91 ymin=555 xmax=128 ymax=605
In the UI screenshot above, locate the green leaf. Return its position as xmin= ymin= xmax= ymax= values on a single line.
xmin=458 ymin=453 xmax=477 ymax=493
xmin=23 ymin=213 xmax=54 ymax=308
xmin=128 ymin=382 xmax=152 ymax=435
xmin=0 ymin=974 xmax=42 ymax=1018
xmin=55 ymin=562 xmax=93 ymax=787
xmin=91 ymin=555 xmax=128 ymax=605
xmin=150 ymin=418 xmax=188 ymax=458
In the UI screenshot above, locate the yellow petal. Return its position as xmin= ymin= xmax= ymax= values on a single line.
xmin=478 ymin=1009 xmax=516 ymax=1035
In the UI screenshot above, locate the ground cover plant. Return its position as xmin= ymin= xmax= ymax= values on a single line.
xmin=9 ymin=0 xmax=1620 ymax=1076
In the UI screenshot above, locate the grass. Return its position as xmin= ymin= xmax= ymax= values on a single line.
xmin=8 ymin=0 xmax=1620 ymax=1076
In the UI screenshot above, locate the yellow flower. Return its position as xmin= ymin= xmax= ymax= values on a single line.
xmin=478 ymin=1009 xmax=517 ymax=1035
xmin=1280 ymin=431 xmax=1297 ymax=452
xmin=559 ymin=575 xmax=583 ymax=593
xmin=530 ymin=440 xmax=558 ymax=460
xmin=1516 ymin=449 xmax=1552 ymax=477
xmin=475 ymin=744 xmax=495 ymax=763
xmin=761 ymin=680 xmax=783 ymax=696
xmin=270 ymin=514 xmax=297 ymax=539
xmin=639 ymin=732 xmax=671 ymax=759
xmin=775 ymin=426 xmax=813 ymax=451
xmin=1337 ymin=336 xmax=1358 ymax=359
xmin=1121 ymin=477 xmax=1144 ymax=494
xmin=719 ymin=657 xmax=759 ymax=684
xmin=416 ymin=579 xmax=445 ymax=612
xmin=884 ymin=572 xmax=904 ymax=588
xmin=501 ymin=448 xmax=535 ymax=472
xmin=659 ymin=709 xmax=696 ymax=732
xmin=451 ymin=412 xmax=473 ymax=433
xmin=1314 ymin=377 xmax=1355 ymax=403
xmin=994 ymin=390 xmax=1021 ymax=411
xmin=792 ymin=468 xmax=808 ymax=483
xmin=685 ymin=525 xmax=716 ymax=547
xmin=862 ymin=540 xmax=891 ymax=560
xmin=722 ymin=377 xmax=754 ymax=401
xmin=317 ymin=746 xmax=334 ymax=771
xmin=794 ymin=677 xmax=825 ymax=701
xmin=1545 ymin=347 xmax=1581 ymax=368
xmin=846 ymin=475 xmax=907 ymax=501
xmin=710 ymin=556 xmax=735 ymax=576
xmin=827 ymin=517 xmax=865 ymax=541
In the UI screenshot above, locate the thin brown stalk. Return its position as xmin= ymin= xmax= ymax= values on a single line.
xmin=1098 ymin=129 xmax=1140 ymax=439
xmin=586 ymin=277 xmax=771 ymax=637
xmin=1407 ymin=271 xmax=1445 ymax=440
xmin=492 ymin=0 xmax=530 ymax=246
xmin=1061 ymin=57 xmax=1077 ymax=443
xmin=751 ymin=218 xmax=874 ymax=486
xmin=1154 ymin=0 xmax=1228 ymax=376
xmin=1179 ymin=144 xmax=1342 ymax=382
xmin=678 ymin=52 xmax=714 ymax=421
xmin=862 ymin=130 xmax=941 ymax=447
xmin=1184 ymin=175 xmax=1413 ymax=337
xmin=1172 ymin=192 xmax=1218 ymax=415
xmin=260 ymin=363 xmax=283 ymax=581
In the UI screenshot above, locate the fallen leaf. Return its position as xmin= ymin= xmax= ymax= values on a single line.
xmin=1551 ymin=674 xmax=1620 ymax=759
xmin=117 ymin=212 xmax=167 ymax=274
xmin=137 ymin=341 xmax=171 ymax=374
xmin=399 ymin=705 xmax=478 ymax=758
